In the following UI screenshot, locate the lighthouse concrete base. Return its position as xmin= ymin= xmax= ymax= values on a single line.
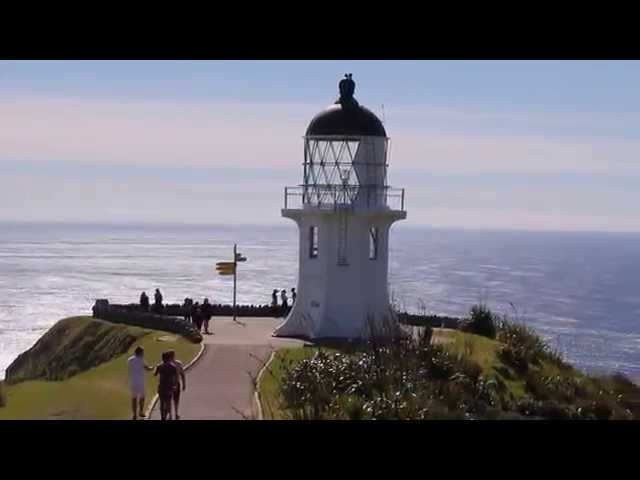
xmin=273 ymin=206 xmax=405 ymax=340
xmin=273 ymin=306 xmax=399 ymax=341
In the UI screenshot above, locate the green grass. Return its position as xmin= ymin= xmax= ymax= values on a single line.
xmin=0 ymin=318 xmax=199 ymax=420
xmin=433 ymin=328 xmax=541 ymax=400
xmin=432 ymin=328 xmax=498 ymax=374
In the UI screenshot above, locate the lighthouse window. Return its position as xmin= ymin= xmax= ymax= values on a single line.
xmin=309 ymin=226 xmax=319 ymax=258
xmin=337 ymin=213 xmax=348 ymax=265
xmin=369 ymin=226 xmax=378 ymax=260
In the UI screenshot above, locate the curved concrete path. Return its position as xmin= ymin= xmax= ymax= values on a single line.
xmin=149 ymin=317 xmax=305 ymax=420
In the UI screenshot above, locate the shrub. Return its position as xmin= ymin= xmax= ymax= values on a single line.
xmin=422 ymin=344 xmax=459 ymax=380
xmin=496 ymin=318 xmax=571 ymax=371
xmin=497 ymin=321 xmax=544 ymax=356
xmin=280 ymin=350 xmax=345 ymax=419
xmin=536 ymin=400 xmax=575 ymax=420
xmin=609 ymin=372 xmax=636 ymax=388
xmin=575 ymin=399 xmax=621 ymax=420
xmin=497 ymin=343 xmax=531 ymax=375
xmin=275 ymin=305 xmax=640 ymax=420
xmin=462 ymin=304 xmax=497 ymax=339
xmin=397 ymin=312 xmax=462 ymax=329
xmin=339 ymin=396 xmax=366 ymax=420
xmin=605 ymin=373 xmax=640 ymax=396
xmin=94 ymin=303 xmax=202 ymax=343
xmin=279 ymin=324 xmax=509 ymax=420
xmin=524 ymin=372 xmax=580 ymax=404
xmin=516 ymin=398 xmax=575 ymax=419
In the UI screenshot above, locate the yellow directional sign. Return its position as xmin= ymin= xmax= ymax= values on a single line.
xmin=216 ymin=267 xmax=235 ymax=273
xmin=216 ymin=261 xmax=236 ymax=275
xmin=214 ymin=244 xmax=249 ymax=320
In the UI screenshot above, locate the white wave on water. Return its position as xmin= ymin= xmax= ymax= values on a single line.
xmin=2 ymin=223 xmax=640 ymax=379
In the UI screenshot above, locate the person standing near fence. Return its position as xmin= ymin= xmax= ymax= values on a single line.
xmin=202 ymin=298 xmax=213 ymax=335
xmin=280 ymin=289 xmax=289 ymax=316
xmin=154 ymin=288 xmax=163 ymax=313
xmin=182 ymin=298 xmax=192 ymax=323
xmin=139 ymin=291 xmax=150 ymax=312
xmin=192 ymin=302 xmax=203 ymax=332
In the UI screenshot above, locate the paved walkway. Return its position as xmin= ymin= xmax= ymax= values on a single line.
xmin=149 ymin=317 xmax=305 ymax=420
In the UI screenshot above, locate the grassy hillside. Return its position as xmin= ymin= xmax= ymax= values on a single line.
xmin=259 ymin=322 xmax=640 ymax=420
xmin=5 ymin=316 xmax=150 ymax=384
xmin=0 ymin=316 xmax=199 ymax=420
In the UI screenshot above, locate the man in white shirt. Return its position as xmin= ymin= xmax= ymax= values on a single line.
xmin=127 ymin=346 xmax=153 ymax=420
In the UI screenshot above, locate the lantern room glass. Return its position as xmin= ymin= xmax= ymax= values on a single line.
xmin=302 ymin=136 xmax=389 ymax=208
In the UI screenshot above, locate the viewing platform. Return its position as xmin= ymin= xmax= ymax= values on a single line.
xmin=283 ymin=185 xmax=406 ymax=212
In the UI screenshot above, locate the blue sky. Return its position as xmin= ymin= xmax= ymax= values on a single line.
xmin=1 ymin=60 xmax=640 ymax=230
xmin=4 ymin=61 xmax=640 ymax=114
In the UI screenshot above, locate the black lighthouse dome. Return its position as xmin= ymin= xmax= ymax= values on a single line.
xmin=305 ymin=74 xmax=387 ymax=137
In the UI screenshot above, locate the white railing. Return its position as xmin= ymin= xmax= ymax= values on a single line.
xmin=284 ymin=185 xmax=405 ymax=211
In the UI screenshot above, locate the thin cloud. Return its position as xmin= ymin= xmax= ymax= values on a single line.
xmin=2 ymin=94 xmax=640 ymax=230
xmin=392 ymin=131 xmax=640 ymax=174
xmin=2 ymin=94 xmax=640 ymax=175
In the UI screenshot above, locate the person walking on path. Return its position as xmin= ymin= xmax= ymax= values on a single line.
xmin=291 ymin=288 xmax=296 ymax=304
xmin=139 ymin=291 xmax=150 ymax=312
xmin=280 ymin=289 xmax=289 ymax=316
xmin=127 ymin=346 xmax=153 ymax=420
xmin=167 ymin=350 xmax=186 ymax=420
xmin=202 ymin=298 xmax=213 ymax=335
xmin=154 ymin=351 xmax=180 ymax=420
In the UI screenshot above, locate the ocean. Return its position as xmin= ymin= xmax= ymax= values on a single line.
xmin=1 ymin=222 xmax=640 ymax=379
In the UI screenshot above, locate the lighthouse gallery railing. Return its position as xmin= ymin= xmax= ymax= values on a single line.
xmin=284 ymin=185 xmax=405 ymax=211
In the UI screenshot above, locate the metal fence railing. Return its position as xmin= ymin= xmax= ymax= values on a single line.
xmin=284 ymin=185 xmax=405 ymax=211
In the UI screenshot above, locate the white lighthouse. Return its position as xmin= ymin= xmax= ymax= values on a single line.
xmin=274 ymin=75 xmax=406 ymax=340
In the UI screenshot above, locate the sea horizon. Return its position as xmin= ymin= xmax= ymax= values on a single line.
xmin=3 ymin=219 xmax=640 ymax=236
xmin=2 ymin=221 xmax=640 ymax=380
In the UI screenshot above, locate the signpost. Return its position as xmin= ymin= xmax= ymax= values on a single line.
xmin=216 ymin=244 xmax=247 ymax=322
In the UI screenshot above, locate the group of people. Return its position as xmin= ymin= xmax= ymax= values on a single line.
xmin=127 ymin=346 xmax=186 ymax=421
xmin=139 ymin=288 xmax=164 ymax=313
xmin=139 ymin=287 xmax=296 ymax=326
xmin=126 ymin=288 xmax=301 ymax=420
xmin=182 ymin=297 xmax=213 ymax=335
xmin=138 ymin=289 xmax=214 ymax=335
xmin=272 ymin=288 xmax=296 ymax=315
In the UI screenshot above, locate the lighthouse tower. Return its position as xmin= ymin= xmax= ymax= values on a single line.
xmin=274 ymin=75 xmax=407 ymax=340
